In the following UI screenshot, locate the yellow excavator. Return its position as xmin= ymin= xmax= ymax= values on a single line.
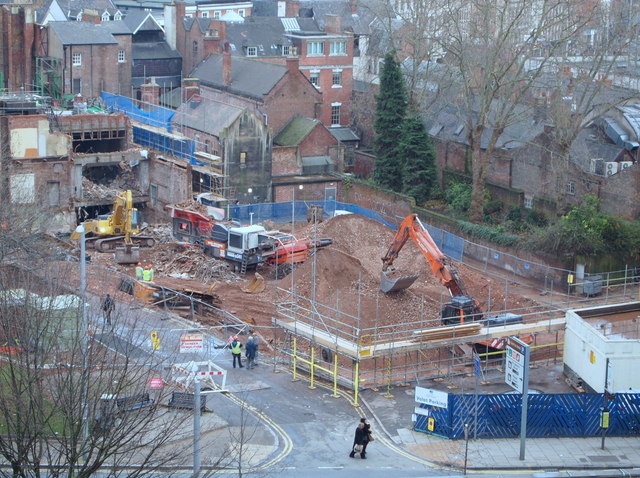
xmin=71 ymin=190 xmax=156 ymax=264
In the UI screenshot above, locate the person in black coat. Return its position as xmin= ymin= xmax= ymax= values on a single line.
xmin=349 ymin=418 xmax=370 ymax=459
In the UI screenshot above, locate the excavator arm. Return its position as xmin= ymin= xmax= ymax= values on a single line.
xmin=381 ymin=214 xmax=467 ymax=297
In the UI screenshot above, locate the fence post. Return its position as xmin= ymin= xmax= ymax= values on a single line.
xmin=309 ymin=346 xmax=316 ymax=390
xmin=332 ymin=351 xmax=339 ymax=398
xmin=292 ymin=337 xmax=298 ymax=382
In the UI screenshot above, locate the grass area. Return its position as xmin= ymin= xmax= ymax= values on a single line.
xmin=0 ymin=361 xmax=68 ymax=435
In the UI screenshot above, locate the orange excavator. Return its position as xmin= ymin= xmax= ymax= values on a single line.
xmin=381 ymin=214 xmax=530 ymax=349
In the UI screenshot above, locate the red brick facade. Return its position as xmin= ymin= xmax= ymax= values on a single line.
xmin=0 ymin=5 xmax=36 ymax=91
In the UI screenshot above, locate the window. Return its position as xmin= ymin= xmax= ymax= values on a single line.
xmin=150 ymin=184 xmax=158 ymax=207
xmin=240 ymin=152 xmax=247 ymax=167
xmin=247 ymin=46 xmax=257 ymax=57
xmin=201 ymin=11 xmax=209 ymax=17
xmin=567 ymin=181 xmax=576 ymax=195
xmin=205 ymin=139 xmax=211 ymax=153
xmin=329 ymin=40 xmax=346 ymax=55
xmin=238 ymin=9 xmax=245 ymax=16
xmin=193 ymin=41 xmax=198 ymax=55
xmin=307 ymin=41 xmax=324 ymax=56
xmin=118 ymin=50 xmax=125 ymax=63
xmin=524 ymin=195 xmax=533 ymax=209
xmin=214 ymin=11 xmax=220 ymax=19
xmin=282 ymin=45 xmax=290 ymax=56
xmin=310 ymin=71 xmax=319 ymax=88
xmin=72 ymin=53 xmax=82 ymax=66
xmin=332 ymin=70 xmax=342 ymax=86
xmin=47 ymin=181 xmax=60 ymax=207
xmin=72 ymin=78 xmax=81 ymax=93
xmin=331 ymin=104 xmax=341 ymax=125
xmin=101 ymin=11 xmax=110 ymax=21
xmin=114 ymin=11 xmax=122 ymax=20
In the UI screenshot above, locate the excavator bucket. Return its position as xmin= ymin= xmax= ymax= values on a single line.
xmin=243 ymin=272 xmax=266 ymax=294
xmin=115 ymin=245 xmax=141 ymax=264
xmin=380 ymin=271 xmax=419 ymax=293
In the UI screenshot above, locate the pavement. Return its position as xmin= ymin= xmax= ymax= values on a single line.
xmin=88 ymin=286 xmax=640 ymax=477
xmin=204 ymin=353 xmax=640 ymax=478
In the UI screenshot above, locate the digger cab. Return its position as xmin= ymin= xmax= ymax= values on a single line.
xmin=441 ymin=295 xmax=482 ymax=326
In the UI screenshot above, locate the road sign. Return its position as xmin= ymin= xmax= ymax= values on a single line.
xmin=415 ymin=386 xmax=448 ymax=409
xmin=149 ymin=377 xmax=164 ymax=389
xmin=505 ymin=345 xmax=525 ymax=393
xmin=180 ymin=334 xmax=204 ymax=353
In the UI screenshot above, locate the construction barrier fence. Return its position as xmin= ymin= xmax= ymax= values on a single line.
xmin=416 ymin=392 xmax=640 ymax=439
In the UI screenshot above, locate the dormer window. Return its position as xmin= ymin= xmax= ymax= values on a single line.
xmin=101 ymin=11 xmax=110 ymax=21
xmin=114 ymin=11 xmax=122 ymax=20
xmin=247 ymin=46 xmax=257 ymax=57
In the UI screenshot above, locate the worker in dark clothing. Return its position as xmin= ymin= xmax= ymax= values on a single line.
xmin=245 ymin=336 xmax=257 ymax=369
xmin=349 ymin=418 xmax=370 ymax=459
xmin=101 ymin=294 xmax=115 ymax=326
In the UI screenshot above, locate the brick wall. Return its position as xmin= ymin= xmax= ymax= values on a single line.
xmin=0 ymin=5 xmax=35 ymax=91
xmin=147 ymin=153 xmax=191 ymax=222
xmin=272 ymin=146 xmax=299 ymax=176
xmin=264 ymin=71 xmax=322 ymax=134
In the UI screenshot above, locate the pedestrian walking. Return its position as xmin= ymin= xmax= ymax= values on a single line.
xmin=349 ymin=418 xmax=372 ymax=459
xmin=245 ymin=336 xmax=257 ymax=369
xmin=135 ymin=262 xmax=144 ymax=280
xmin=101 ymin=293 xmax=115 ymax=326
xmin=230 ymin=336 xmax=243 ymax=368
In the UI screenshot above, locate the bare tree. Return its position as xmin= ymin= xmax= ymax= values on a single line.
xmin=0 ymin=262 xmax=192 ymax=477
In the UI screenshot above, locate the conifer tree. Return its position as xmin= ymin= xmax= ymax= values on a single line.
xmin=400 ymin=111 xmax=437 ymax=205
xmin=373 ymin=52 xmax=407 ymax=191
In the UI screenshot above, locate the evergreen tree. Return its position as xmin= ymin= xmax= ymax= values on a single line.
xmin=400 ymin=112 xmax=437 ymax=205
xmin=373 ymin=52 xmax=407 ymax=191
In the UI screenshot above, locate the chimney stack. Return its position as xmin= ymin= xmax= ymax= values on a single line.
xmin=182 ymin=78 xmax=201 ymax=102
xmin=223 ymin=42 xmax=232 ymax=87
xmin=286 ymin=46 xmax=300 ymax=75
xmin=324 ymin=14 xmax=341 ymax=33
xmin=141 ymin=77 xmax=161 ymax=105
xmin=285 ymin=0 xmax=299 ymax=17
xmin=349 ymin=0 xmax=357 ymax=15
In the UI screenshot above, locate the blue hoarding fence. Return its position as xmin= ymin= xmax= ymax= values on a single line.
xmin=226 ymin=200 xmax=463 ymax=261
xmin=102 ymin=92 xmax=175 ymax=130
xmin=415 ymin=392 xmax=640 ymax=439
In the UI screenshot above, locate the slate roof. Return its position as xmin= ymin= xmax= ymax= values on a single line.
xmin=60 ymin=0 xmax=118 ymax=18
xmin=190 ymin=54 xmax=288 ymax=100
xmin=226 ymin=17 xmax=301 ymax=57
xmin=132 ymin=42 xmax=181 ymax=59
xmin=426 ymin=102 xmax=544 ymax=150
xmin=123 ymin=10 xmax=163 ymax=32
xmin=173 ymin=97 xmax=244 ymax=136
xmin=274 ymin=116 xmax=320 ymax=146
xmin=48 ymin=21 xmax=118 ymax=45
xmin=299 ymin=0 xmax=372 ymax=35
xmin=329 ymin=126 xmax=359 ymax=142
xmin=99 ymin=19 xmax=132 ymax=35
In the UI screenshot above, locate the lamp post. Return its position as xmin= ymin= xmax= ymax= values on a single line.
xmin=75 ymin=225 xmax=89 ymax=442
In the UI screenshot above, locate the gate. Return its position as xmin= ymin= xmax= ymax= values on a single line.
xmin=415 ymin=392 xmax=640 ymax=439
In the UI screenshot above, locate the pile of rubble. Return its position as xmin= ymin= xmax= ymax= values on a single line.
xmin=81 ymin=161 xmax=143 ymax=200
xmin=147 ymin=243 xmax=240 ymax=283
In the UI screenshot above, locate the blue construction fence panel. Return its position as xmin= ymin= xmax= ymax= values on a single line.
xmin=102 ymin=92 xmax=175 ymax=130
xmin=132 ymin=126 xmax=195 ymax=162
xmin=225 ymin=200 xmax=464 ymax=259
xmin=415 ymin=393 xmax=640 ymax=439
xmin=226 ymin=200 xmax=396 ymax=229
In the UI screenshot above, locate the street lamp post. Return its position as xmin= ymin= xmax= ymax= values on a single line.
xmin=75 ymin=225 xmax=90 ymax=443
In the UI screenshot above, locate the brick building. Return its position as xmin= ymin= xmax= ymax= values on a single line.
xmin=46 ymin=21 xmax=132 ymax=97
xmin=189 ymin=45 xmax=322 ymax=136
xmin=272 ymin=115 xmax=343 ymax=202
xmin=285 ymin=15 xmax=353 ymax=128
xmin=0 ymin=3 xmax=36 ymax=91
xmin=172 ymin=90 xmax=273 ymax=203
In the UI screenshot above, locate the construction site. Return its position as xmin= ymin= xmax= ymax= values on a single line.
xmin=74 ymin=199 xmax=586 ymax=395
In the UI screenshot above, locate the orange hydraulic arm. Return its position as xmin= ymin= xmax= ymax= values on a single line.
xmin=381 ymin=214 xmax=468 ymax=298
